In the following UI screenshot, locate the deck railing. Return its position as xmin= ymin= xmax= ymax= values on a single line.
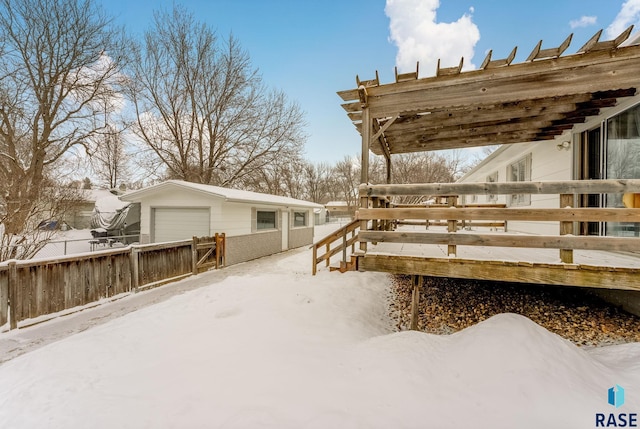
xmin=357 ymin=179 xmax=640 ymax=265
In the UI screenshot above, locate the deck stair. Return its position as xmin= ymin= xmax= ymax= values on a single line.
xmin=312 ymin=219 xmax=361 ymax=275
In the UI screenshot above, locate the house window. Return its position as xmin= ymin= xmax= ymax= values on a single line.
xmin=293 ymin=211 xmax=307 ymax=227
xmin=464 ymin=195 xmax=477 ymax=204
xmin=508 ymin=154 xmax=531 ymax=206
xmin=486 ymin=171 xmax=498 ymax=203
xmin=256 ymin=210 xmax=277 ymax=230
xmin=605 ymin=103 xmax=640 ymax=237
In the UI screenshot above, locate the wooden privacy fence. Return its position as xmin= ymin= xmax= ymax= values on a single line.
xmin=0 ymin=234 xmax=226 ymax=330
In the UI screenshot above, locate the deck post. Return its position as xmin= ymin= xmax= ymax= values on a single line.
xmin=326 ymin=243 xmax=331 ymax=267
xmin=359 ymin=193 xmax=369 ymax=253
xmin=312 ymin=244 xmax=318 ymax=276
xmin=447 ymin=196 xmax=458 ymax=256
xmin=372 ymin=197 xmax=379 ymax=232
xmin=360 ymin=106 xmax=371 ymax=253
xmin=410 ymin=275 xmax=422 ymax=330
xmin=560 ymin=194 xmax=574 ymax=264
xmin=342 ymin=233 xmax=347 ymax=265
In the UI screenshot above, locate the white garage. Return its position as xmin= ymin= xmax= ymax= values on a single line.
xmin=121 ymin=180 xmax=324 ymax=265
xmin=152 ymin=207 xmax=210 ymax=242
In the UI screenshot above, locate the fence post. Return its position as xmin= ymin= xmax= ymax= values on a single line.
xmin=560 ymin=194 xmax=574 ymax=264
xmin=191 ymin=236 xmax=198 ymax=275
xmin=220 ymin=233 xmax=226 ymax=267
xmin=8 ymin=261 xmax=17 ymax=330
xmin=214 ymin=233 xmax=220 ymax=270
xmin=130 ymin=247 xmax=139 ymax=293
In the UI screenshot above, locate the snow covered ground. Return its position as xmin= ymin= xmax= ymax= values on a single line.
xmin=1 ymin=223 xmax=639 ymax=428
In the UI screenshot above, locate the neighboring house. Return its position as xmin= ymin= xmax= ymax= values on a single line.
xmin=65 ymin=188 xmax=117 ymax=230
xmin=325 ymin=201 xmax=353 ymax=218
xmin=459 ymin=94 xmax=640 ymax=238
xmin=120 ymin=180 xmax=324 ymax=265
xmin=314 ymin=208 xmax=328 ymax=225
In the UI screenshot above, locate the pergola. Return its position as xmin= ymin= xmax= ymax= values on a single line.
xmin=337 ymin=27 xmax=640 ymax=184
xmin=314 ymin=28 xmax=640 ymax=295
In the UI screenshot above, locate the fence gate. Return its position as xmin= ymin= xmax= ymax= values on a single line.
xmin=193 ymin=233 xmax=226 ymax=273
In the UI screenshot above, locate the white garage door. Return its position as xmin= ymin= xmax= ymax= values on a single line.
xmin=153 ymin=208 xmax=210 ymax=242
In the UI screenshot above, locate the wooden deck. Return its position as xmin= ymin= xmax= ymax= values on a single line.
xmin=358 ymin=225 xmax=640 ymax=291
xmin=353 ymin=180 xmax=640 ymax=292
xmin=366 ymin=226 xmax=640 ymax=268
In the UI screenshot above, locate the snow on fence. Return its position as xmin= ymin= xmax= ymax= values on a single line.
xmin=0 ymin=234 xmax=225 ymax=331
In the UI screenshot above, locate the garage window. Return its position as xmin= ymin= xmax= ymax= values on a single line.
xmin=256 ymin=210 xmax=277 ymax=230
xmin=293 ymin=211 xmax=307 ymax=227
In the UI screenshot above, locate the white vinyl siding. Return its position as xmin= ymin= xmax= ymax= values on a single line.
xmin=486 ymin=171 xmax=498 ymax=203
xmin=153 ymin=208 xmax=210 ymax=242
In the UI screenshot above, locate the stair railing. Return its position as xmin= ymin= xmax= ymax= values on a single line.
xmin=311 ymin=219 xmax=361 ymax=275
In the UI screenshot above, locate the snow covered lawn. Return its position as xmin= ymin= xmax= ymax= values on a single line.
xmin=0 ymin=224 xmax=639 ymax=428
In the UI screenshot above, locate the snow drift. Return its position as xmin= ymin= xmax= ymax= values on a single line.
xmin=0 ymin=237 xmax=638 ymax=428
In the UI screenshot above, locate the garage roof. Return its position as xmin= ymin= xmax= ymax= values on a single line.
xmin=337 ymin=28 xmax=640 ymax=156
xmin=121 ymin=180 xmax=324 ymax=209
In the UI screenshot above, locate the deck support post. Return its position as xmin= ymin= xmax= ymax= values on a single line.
xmin=447 ymin=196 xmax=458 ymax=256
xmin=560 ymin=194 xmax=574 ymax=264
xmin=360 ymin=106 xmax=372 ymax=253
xmin=410 ymin=275 xmax=423 ymax=330
xmin=386 ymin=153 xmax=392 ymax=184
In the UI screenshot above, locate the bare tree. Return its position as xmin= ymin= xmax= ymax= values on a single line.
xmin=0 ymin=0 xmax=127 ymax=259
xmin=89 ymin=123 xmax=130 ymax=189
xmin=362 ymin=151 xmax=462 ymax=204
xmin=128 ymin=6 xmax=306 ymax=188
xmin=303 ymin=162 xmax=333 ymax=204
xmin=332 ymin=155 xmax=360 ymax=211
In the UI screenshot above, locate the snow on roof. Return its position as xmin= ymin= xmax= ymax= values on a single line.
xmin=80 ymin=188 xmax=119 ymax=203
xmin=94 ymin=193 xmax=129 ymax=213
xmin=325 ymin=201 xmax=349 ymax=207
xmin=121 ymin=180 xmax=324 ymax=208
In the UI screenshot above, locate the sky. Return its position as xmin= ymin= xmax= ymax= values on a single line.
xmin=100 ymin=0 xmax=640 ymax=164
xmin=1 ymin=223 xmax=639 ymax=427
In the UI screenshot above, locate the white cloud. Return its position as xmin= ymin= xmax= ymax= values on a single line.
xmin=385 ymin=0 xmax=480 ymax=77
xmin=606 ymin=0 xmax=640 ymax=39
xmin=569 ymin=16 xmax=597 ymax=29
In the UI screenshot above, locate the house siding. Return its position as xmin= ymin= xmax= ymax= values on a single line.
xmin=123 ymin=181 xmax=321 ymax=263
xmin=137 ymin=191 xmax=223 ymax=239
xmin=225 ymin=230 xmax=282 ymax=265
xmin=289 ymin=226 xmax=313 ymax=249
xmin=460 ymin=137 xmax=573 ymax=235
